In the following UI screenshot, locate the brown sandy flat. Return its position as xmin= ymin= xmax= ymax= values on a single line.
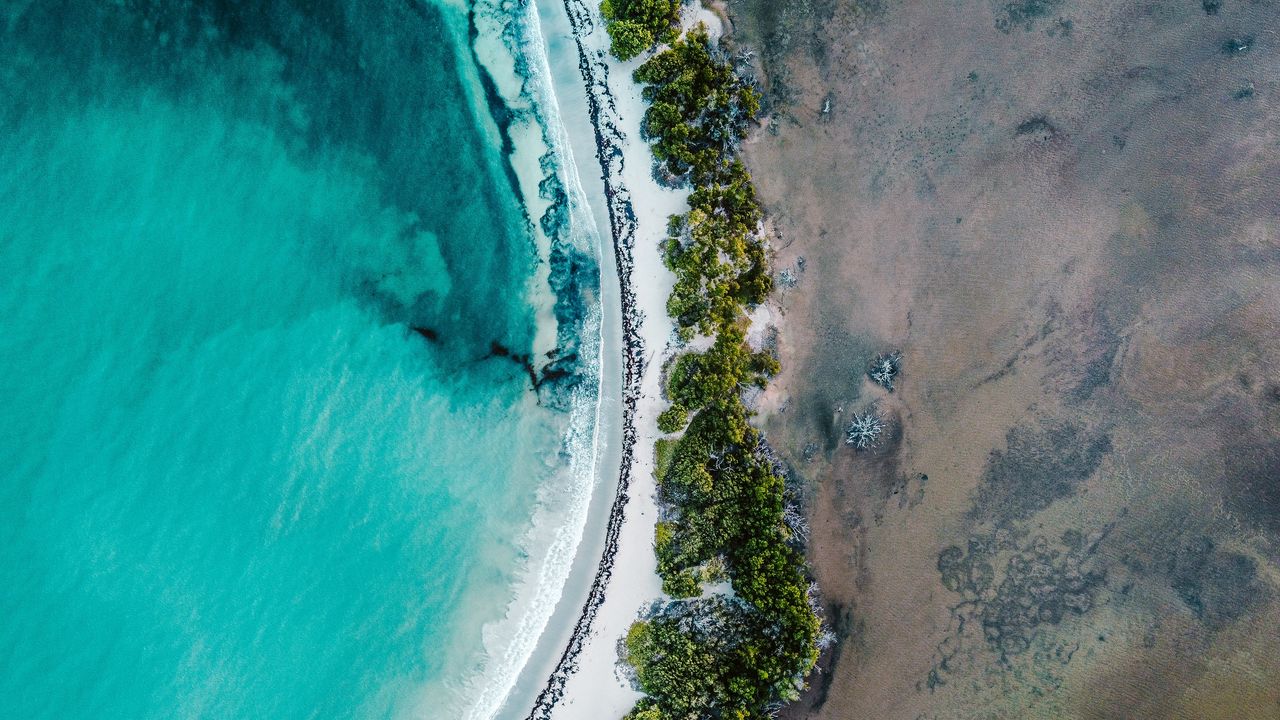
xmin=722 ymin=1 xmax=1280 ymax=717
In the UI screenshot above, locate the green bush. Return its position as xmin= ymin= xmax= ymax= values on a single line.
xmin=653 ymin=437 xmax=677 ymax=482
xmin=601 ymin=0 xmax=682 ymax=60
xmin=635 ymin=28 xmax=761 ymax=182
xmin=635 ymin=399 xmax=818 ymax=714
xmin=666 ymin=328 xmax=777 ymax=412
xmin=634 ymin=30 xmax=770 ymax=336
xmin=661 ymin=569 xmax=702 ymax=598
xmin=605 ymin=19 xmax=655 ymax=60
xmin=623 ymin=704 xmax=663 ymax=720
xmin=656 ymin=403 xmax=688 ymax=433
xmin=625 ymin=596 xmax=814 ymax=718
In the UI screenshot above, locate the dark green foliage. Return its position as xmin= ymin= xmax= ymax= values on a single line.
xmin=662 ymin=569 xmax=703 ymax=598
xmin=626 ymin=616 xmax=725 ymax=716
xmin=657 ymin=404 xmax=689 ymax=433
xmin=635 ymin=31 xmax=769 ymax=337
xmin=625 ymin=603 xmax=731 ymax=717
xmin=654 ymin=437 xmax=677 ymax=482
xmin=601 ymin=0 xmax=682 ymax=60
xmin=627 ymin=589 xmax=817 ymax=717
xmin=622 ymin=23 xmax=820 ymax=720
xmin=638 ymin=367 xmax=817 ymax=716
xmin=667 ymin=327 xmax=775 ymax=413
xmin=623 ymin=703 xmax=664 ymax=720
xmin=663 ymin=172 xmax=771 ymax=335
xmin=635 ymin=29 xmax=761 ymax=182
xmin=606 ymin=19 xmax=657 ymax=60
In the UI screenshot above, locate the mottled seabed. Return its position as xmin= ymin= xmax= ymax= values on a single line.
xmin=726 ymin=0 xmax=1280 ymax=718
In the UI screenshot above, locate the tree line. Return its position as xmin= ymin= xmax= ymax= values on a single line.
xmin=601 ymin=15 xmax=824 ymax=720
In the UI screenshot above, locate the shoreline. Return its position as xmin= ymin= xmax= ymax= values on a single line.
xmin=521 ymin=0 xmax=646 ymax=712
xmin=520 ymin=0 xmax=689 ymax=717
xmin=539 ymin=3 xmax=828 ymax=717
xmin=458 ymin=3 xmax=622 ymax=717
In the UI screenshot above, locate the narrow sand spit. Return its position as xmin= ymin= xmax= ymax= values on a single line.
xmin=511 ymin=2 xmax=721 ymax=718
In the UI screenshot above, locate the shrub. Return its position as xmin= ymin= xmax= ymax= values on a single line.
xmin=636 ymin=31 xmax=769 ymax=336
xmin=653 ymin=437 xmax=677 ymax=482
xmin=606 ymin=19 xmax=656 ymax=60
xmin=657 ymin=403 xmax=689 ymax=433
xmin=661 ymin=569 xmax=702 ymax=598
xmin=868 ymin=351 xmax=902 ymax=391
xmin=846 ymin=409 xmax=885 ymax=450
xmin=635 ymin=29 xmax=761 ymax=182
xmin=623 ymin=704 xmax=663 ymax=720
xmin=666 ymin=328 xmax=777 ymax=411
xmin=601 ymin=0 xmax=682 ymax=60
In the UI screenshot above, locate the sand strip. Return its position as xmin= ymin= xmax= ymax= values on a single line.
xmin=517 ymin=0 xmax=698 ymax=717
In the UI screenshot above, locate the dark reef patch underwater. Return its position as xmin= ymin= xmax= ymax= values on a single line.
xmin=0 ymin=1 xmax=598 ymax=718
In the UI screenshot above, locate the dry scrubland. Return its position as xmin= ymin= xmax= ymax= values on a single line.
xmin=725 ymin=0 xmax=1280 ymax=717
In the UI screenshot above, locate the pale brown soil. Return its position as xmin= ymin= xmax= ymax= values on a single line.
xmin=724 ymin=1 xmax=1280 ymax=718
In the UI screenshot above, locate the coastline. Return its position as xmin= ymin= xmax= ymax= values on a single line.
xmin=456 ymin=2 xmax=621 ymax=717
xmin=550 ymin=2 xmax=830 ymax=715
xmin=486 ymin=0 xmax=1280 ymax=717
xmin=515 ymin=1 xmax=826 ymax=717
xmin=0 ymin=3 xmax=617 ymax=719
xmin=515 ymin=0 xmax=691 ymax=717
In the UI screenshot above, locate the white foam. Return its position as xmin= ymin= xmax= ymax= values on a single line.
xmin=437 ymin=1 xmax=612 ymax=718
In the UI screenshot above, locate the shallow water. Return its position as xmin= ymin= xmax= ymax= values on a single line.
xmin=0 ymin=2 xmax=598 ymax=717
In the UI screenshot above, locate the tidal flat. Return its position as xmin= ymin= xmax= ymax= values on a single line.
xmin=726 ymin=0 xmax=1280 ymax=717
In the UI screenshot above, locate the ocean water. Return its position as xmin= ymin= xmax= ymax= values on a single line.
xmin=0 ymin=1 xmax=600 ymax=718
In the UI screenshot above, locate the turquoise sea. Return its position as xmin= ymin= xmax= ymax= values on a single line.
xmin=0 ymin=1 xmax=600 ymax=717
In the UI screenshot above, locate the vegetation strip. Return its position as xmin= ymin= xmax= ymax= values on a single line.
xmin=604 ymin=9 xmax=824 ymax=720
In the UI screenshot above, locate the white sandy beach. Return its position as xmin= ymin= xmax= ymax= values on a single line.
xmin=493 ymin=0 xmax=673 ymax=716
xmin=539 ymin=40 xmax=677 ymax=720
xmin=499 ymin=3 xmax=732 ymax=719
xmin=547 ymin=16 xmax=735 ymax=720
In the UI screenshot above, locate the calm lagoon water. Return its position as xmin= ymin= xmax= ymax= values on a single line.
xmin=0 ymin=1 xmax=599 ymax=717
